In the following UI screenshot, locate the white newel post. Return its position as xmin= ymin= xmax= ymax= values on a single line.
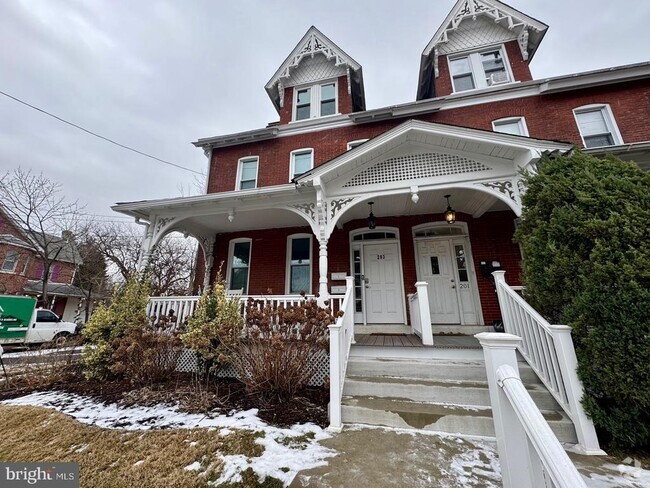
xmin=550 ymin=325 xmax=606 ymax=455
xmin=475 ymin=333 xmax=537 ymax=488
xmin=328 ymin=322 xmax=342 ymax=430
xmin=318 ymin=238 xmax=329 ymax=307
xmin=415 ymin=282 xmax=434 ymax=346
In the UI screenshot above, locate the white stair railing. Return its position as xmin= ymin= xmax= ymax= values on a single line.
xmin=476 ymin=333 xmax=588 ymax=488
xmin=492 ymin=271 xmax=605 ymax=455
xmin=328 ymin=276 xmax=355 ymax=431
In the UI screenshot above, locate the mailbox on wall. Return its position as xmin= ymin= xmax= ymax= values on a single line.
xmin=480 ymin=260 xmax=503 ymax=278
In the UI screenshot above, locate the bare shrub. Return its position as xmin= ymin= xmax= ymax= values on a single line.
xmin=2 ymin=340 xmax=82 ymax=390
xmin=110 ymin=327 xmax=184 ymax=386
xmin=219 ymin=298 xmax=337 ymax=400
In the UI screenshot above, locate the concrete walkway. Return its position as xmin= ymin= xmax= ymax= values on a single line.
xmin=290 ymin=425 xmax=650 ymax=488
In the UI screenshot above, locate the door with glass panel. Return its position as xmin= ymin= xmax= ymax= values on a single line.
xmin=417 ymin=239 xmax=461 ymax=323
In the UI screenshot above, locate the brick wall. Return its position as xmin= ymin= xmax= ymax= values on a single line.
xmin=207 ymin=79 xmax=650 ymax=193
xmin=204 ymin=210 xmax=520 ymax=325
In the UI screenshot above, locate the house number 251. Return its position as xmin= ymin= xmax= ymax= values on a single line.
xmin=376 ymin=254 xmax=385 ymax=260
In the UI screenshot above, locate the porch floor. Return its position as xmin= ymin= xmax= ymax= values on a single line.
xmin=353 ymin=334 xmax=481 ymax=349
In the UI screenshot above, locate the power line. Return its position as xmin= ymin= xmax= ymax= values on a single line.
xmin=0 ymin=89 xmax=204 ymax=176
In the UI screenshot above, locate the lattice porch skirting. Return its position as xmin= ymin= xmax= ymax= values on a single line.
xmin=175 ymin=348 xmax=330 ymax=387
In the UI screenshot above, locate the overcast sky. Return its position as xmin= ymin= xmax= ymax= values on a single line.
xmin=1 ymin=0 xmax=648 ymax=223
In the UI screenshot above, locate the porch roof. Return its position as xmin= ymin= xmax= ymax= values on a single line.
xmin=294 ymin=119 xmax=572 ymax=188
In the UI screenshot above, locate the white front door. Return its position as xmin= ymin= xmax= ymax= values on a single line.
xmin=416 ymin=239 xmax=461 ymax=324
xmin=363 ymin=243 xmax=405 ymax=324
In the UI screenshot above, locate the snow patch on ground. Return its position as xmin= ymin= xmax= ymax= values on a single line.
xmin=3 ymin=391 xmax=335 ymax=486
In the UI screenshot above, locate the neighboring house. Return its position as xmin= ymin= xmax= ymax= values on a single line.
xmin=0 ymin=207 xmax=85 ymax=322
xmin=114 ymin=0 xmax=650 ymax=331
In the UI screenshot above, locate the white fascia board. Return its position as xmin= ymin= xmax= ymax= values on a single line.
xmin=112 ymin=184 xmax=301 ymax=217
xmin=539 ymin=63 xmax=650 ymax=94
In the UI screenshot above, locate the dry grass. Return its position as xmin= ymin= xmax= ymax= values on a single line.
xmin=0 ymin=405 xmax=277 ymax=487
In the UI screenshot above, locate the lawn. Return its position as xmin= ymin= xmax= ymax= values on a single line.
xmin=0 ymin=392 xmax=335 ymax=487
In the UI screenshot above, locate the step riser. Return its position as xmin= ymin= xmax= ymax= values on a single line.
xmin=343 ymin=380 xmax=561 ymax=411
xmin=341 ymin=405 xmax=578 ymax=444
xmin=347 ymin=361 xmax=542 ymax=384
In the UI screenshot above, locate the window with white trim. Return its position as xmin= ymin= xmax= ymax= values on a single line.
xmin=228 ymin=239 xmax=251 ymax=293
xmin=1 ymin=250 xmax=19 ymax=272
xmin=293 ymin=81 xmax=338 ymax=121
xmin=492 ymin=117 xmax=529 ymax=136
xmin=290 ymin=149 xmax=313 ymax=180
xmin=286 ymin=234 xmax=312 ymax=294
xmin=449 ymin=47 xmax=512 ymax=93
xmin=237 ymin=157 xmax=258 ymax=190
xmin=347 ymin=139 xmax=369 ymax=150
xmin=573 ymin=105 xmax=622 ymax=148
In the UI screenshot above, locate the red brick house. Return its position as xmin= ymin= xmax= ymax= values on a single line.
xmin=114 ymin=0 xmax=650 ymax=334
xmin=0 ymin=206 xmax=84 ymax=321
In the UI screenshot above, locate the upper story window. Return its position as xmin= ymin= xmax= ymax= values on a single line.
xmin=573 ymin=105 xmax=622 ymax=148
xmin=347 ymin=139 xmax=369 ymax=150
xmin=492 ymin=117 xmax=529 ymax=136
xmin=228 ymin=239 xmax=251 ymax=293
xmin=286 ymin=234 xmax=312 ymax=294
xmin=290 ymin=149 xmax=313 ymax=180
xmin=293 ymin=81 xmax=338 ymax=121
xmin=237 ymin=157 xmax=258 ymax=190
xmin=449 ymin=47 xmax=511 ymax=93
xmin=1 ymin=250 xmax=19 ymax=272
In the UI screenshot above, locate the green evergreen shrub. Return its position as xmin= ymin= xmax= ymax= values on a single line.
xmin=181 ymin=279 xmax=244 ymax=377
xmin=515 ymin=150 xmax=650 ymax=449
xmin=81 ymin=276 xmax=150 ymax=380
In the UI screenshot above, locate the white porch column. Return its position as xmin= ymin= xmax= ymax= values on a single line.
xmin=475 ymin=332 xmax=538 ymax=488
xmin=136 ymin=223 xmax=155 ymax=272
xmin=318 ymin=238 xmax=329 ymax=306
xmin=202 ymin=237 xmax=216 ymax=292
xmin=414 ymin=282 xmax=434 ymax=346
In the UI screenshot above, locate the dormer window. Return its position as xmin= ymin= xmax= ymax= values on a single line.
xmin=293 ymin=81 xmax=338 ymax=121
xmin=449 ymin=47 xmax=511 ymax=93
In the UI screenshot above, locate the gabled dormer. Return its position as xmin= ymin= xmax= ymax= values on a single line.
xmin=265 ymin=26 xmax=365 ymax=125
xmin=417 ymin=0 xmax=548 ymax=100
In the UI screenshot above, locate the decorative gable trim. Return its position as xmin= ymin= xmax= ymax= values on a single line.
xmin=424 ymin=0 xmax=547 ymax=70
xmin=265 ymin=26 xmax=363 ymax=113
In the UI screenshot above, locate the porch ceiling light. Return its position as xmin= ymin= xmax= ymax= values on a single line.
xmin=367 ymin=201 xmax=377 ymax=230
xmin=444 ymin=194 xmax=456 ymax=224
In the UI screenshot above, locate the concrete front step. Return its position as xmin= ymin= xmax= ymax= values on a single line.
xmin=341 ymin=396 xmax=578 ymax=444
xmin=343 ymin=375 xmax=561 ymax=411
xmin=347 ymin=357 xmax=542 ymax=384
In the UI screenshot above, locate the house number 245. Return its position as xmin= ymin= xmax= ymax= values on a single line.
xmin=376 ymin=254 xmax=386 ymax=260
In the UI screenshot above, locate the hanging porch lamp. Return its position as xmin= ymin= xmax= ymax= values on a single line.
xmin=367 ymin=201 xmax=377 ymax=229
xmin=444 ymin=194 xmax=456 ymax=224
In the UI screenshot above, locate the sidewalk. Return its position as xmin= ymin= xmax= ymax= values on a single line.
xmin=290 ymin=425 xmax=650 ymax=488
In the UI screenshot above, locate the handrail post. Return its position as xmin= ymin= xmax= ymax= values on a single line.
xmin=550 ymin=325 xmax=606 ymax=455
xmin=415 ymin=282 xmax=434 ymax=346
xmin=475 ymin=332 xmax=536 ymax=488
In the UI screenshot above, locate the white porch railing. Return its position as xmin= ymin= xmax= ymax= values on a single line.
xmin=328 ymin=276 xmax=355 ymax=431
xmin=148 ymin=293 xmax=345 ymax=326
xmin=492 ymin=271 xmax=604 ymax=455
xmin=476 ymin=333 xmax=587 ymax=488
